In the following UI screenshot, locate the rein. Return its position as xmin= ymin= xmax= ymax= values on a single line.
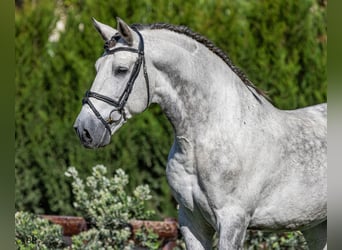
xmin=82 ymin=28 xmax=150 ymax=135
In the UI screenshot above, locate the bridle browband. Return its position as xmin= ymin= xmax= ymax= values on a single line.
xmin=82 ymin=28 xmax=150 ymax=135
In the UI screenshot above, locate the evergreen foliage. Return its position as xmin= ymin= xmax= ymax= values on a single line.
xmin=244 ymin=230 xmax=307 ymax=250
xmin=15 ymin=0 xmax=326 ymax=222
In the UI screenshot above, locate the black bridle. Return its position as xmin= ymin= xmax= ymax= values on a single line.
xmin=82 ymin=28 xmax=150 ymax=135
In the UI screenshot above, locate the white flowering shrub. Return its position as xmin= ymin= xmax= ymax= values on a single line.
xmin=15 ymin=211 xmax=65 ymax=249
xmin=65 ymin=165 xmax=161 ymax=249
xmin=15 ymin=166 xmax=161 ymax=249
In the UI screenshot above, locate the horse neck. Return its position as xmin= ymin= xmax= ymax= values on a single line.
xmin=145 ymin=29 xmax=276 ymax=138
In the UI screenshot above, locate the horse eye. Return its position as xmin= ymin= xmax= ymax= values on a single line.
xmin=115 ymin=66 xmax=129 ymax=75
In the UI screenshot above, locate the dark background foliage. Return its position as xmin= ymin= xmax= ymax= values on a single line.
xmin=15 ymin=0 xmax=326 ymax=222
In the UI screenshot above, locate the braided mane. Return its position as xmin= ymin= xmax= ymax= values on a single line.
xmin=131 ymin=23 xmax=266 ymax=99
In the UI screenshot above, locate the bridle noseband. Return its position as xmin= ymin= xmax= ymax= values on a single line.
xmin=82 ymin=28 xmax=150 ymax=135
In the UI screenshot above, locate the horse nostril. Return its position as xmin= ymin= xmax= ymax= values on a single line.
xmin=82 ymin=129 xmax=92 ymax=143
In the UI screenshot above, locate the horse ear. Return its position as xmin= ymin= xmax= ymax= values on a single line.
xmin=116 ymin=17 xmax=133 ymax=46
xmin=92 ymin=17 xmax=117 ymax=41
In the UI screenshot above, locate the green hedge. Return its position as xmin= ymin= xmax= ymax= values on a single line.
xmin=15 ymin=0 xmax=326 ymax=218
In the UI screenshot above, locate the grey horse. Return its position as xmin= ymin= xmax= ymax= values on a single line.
xmin=74 ymin=18 xmax=327 ymax=249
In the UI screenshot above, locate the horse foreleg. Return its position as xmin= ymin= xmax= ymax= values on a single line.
xmin=178 ymin=205 xmax=215 ymax=250
xmin=302 ymin=220 xmax=327 ymax=250
xmin=215 ymin=206 xmax=249 ymax=250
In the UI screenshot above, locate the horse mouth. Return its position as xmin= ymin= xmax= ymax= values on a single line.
xmin=76 ymin=127 xmax=111 ymax=148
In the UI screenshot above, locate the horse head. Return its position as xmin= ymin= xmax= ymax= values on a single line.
xmin=74 ymin=18 xmax=151 ymax=148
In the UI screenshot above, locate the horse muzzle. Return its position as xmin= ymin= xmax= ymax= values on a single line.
xmin=73 ymin=107 xmax=111 ymax=148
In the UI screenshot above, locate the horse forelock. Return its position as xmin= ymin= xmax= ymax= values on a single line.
xmin=131 ymin=23 xmax=267 ymax=99
xmin=104 ymin=33 xmax=121 ymax=51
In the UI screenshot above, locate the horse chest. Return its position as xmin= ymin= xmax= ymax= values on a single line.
xmin=166 ymin=139 xmax=214 ymax=222
xmin=166 ymin=158 xmax=195 ymax=210
xmin=166 ymin=160 xmax=214 ymax=222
